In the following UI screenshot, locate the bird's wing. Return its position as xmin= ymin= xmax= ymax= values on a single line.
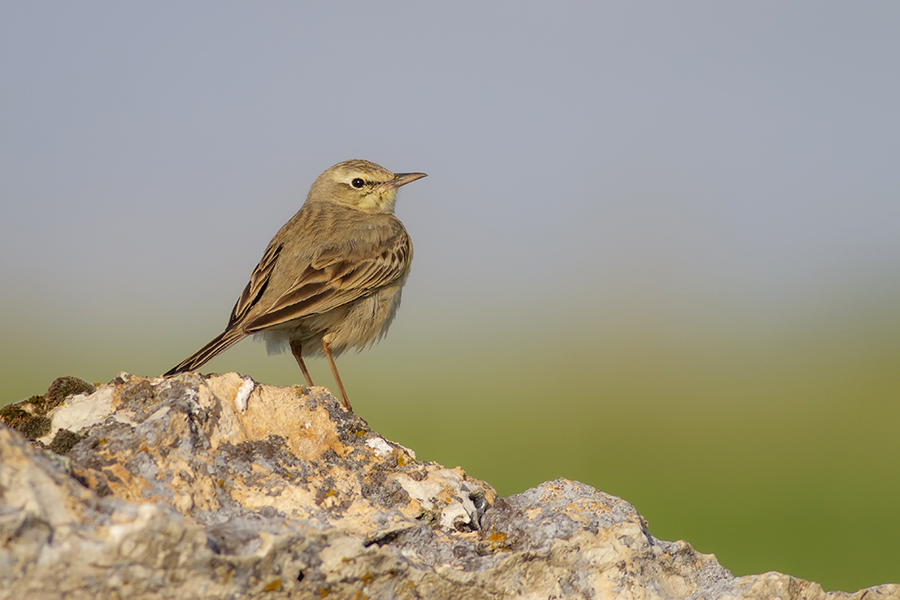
xmin=228 ymin=241 xmax=282 ymax=326
xmin=242 ymin=230 xmax=412 ymax=333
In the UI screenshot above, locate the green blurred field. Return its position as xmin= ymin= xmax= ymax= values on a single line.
xmin=3 ymin=298 xmax=899 ymax=592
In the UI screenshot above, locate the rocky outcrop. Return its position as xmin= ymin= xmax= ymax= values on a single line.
xmin=1 ymin=374 xmax=897 ymax=599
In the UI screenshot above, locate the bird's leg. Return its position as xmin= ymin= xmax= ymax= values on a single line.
xmin=322 ymin=339 xmax=352 ymax=411
xmin=289 ymin=340 xmax=315 ymax=387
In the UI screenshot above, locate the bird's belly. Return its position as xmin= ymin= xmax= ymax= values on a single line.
xmin=325 ymin=283 xmax=404 ymax=355
xmin=254 ymin=284 xmax=404 ymax=358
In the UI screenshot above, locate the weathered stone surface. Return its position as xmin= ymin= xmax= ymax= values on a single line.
xmin=0 ymin=375 xmax=95 ymax=443
xmin=1 ymin=373 xmax=897 ymax=599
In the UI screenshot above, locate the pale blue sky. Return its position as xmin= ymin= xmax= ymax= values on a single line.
xmin=2 ymin=2 xmax=899 ymax=390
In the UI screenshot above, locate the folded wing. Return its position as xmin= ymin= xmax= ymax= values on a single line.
xmin=242 ymin=231 xmax=412 ymax=333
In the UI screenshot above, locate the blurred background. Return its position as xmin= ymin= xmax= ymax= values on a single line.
xmin=2 ymin=2 xmax=899 ymax=591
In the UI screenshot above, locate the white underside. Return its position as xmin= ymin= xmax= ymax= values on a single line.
xmin=254 ymin=330 xmax=292 ymax=356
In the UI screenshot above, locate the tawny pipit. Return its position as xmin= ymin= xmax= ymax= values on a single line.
xmin=165 ymin=159 xmax=427 ymax=411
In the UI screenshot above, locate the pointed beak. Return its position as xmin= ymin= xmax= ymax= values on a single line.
xmin=389 ymin=172 xmax=428 ymax=189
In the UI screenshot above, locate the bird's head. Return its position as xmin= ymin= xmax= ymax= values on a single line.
xmin=310 ymin=159 xmax=427 ymax=214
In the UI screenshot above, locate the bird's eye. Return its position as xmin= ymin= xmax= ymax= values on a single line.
xmin=351 ymin=178 xmax=365 ymax=189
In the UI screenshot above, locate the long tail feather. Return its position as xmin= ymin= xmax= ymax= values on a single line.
xmin=164 ymin=328 xmax=247 ymax=376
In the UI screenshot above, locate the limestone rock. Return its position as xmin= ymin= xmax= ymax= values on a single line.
xmin=0 ymin=373 xmax=896 ymax=599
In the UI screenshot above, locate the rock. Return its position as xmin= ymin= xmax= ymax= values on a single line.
xmin=0 ymin=376 xmax=95 ymax=442
xmin=0 ymin=373 xmax=897 ymax=599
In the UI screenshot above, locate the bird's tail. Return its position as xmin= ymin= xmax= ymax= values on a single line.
xmin=164 ymin=327 xmax=247 ymax=376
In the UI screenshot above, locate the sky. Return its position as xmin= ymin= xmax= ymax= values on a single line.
xmin=3 ymin=3 xmax=898 ymax=348
xmin=2 ymin=2 xmax=900 ymax=589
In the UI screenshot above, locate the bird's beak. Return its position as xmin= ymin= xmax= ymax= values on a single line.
xmin=388 ymin=172 xmax=428 ymax=189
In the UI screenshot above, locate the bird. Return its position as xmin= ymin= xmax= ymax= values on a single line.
xmin=165 ymin=159 xmax=427 ymax=412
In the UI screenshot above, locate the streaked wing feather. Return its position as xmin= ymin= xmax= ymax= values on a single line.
xmin=229 ymin=242 xmax=282 ymax=325
xmin=243 ymin=233 xmax=411 ymax=333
